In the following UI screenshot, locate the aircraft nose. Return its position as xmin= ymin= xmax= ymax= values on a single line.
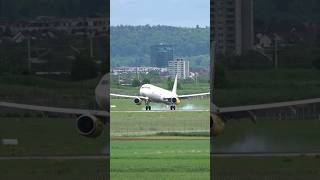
xmin=139 ymin=87 xmax=144 ymax=95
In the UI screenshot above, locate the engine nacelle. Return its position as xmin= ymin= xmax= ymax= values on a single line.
xmin=76 ymin=114 xmax=104 ymax=138
xmin=211 ymin=113 xmax=225 ymax=137
xmin=134 ymin=98 xmax=142 ymax=105
xmin=171 ymin=97 xmax=181 ymax=105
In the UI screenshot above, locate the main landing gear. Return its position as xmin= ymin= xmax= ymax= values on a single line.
xmin=170 ymin=105 xmax=176 ymax=111
xmin=145 ymin=99 xmax=151 ymax=111
xmin=145 ymin=105 xmax=151 ymax=111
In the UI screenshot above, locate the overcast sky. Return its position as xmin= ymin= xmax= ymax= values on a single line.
xmin=111 ymin=0 xmax=210 ymax=27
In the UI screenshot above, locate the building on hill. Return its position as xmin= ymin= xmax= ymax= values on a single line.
xmin=168 ymin=58 xmax=190 ymax=79
xmin=111 ymin=66 xmax=167 ymax=75
xmin=150 ymin=43 xmax=174 ymax=68
xmin=212 ymin=0 xmax=254 ymax=55
xmin=0 ymin=16 xmax=108 ymax=38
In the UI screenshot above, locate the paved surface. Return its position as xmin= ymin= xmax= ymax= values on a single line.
xmin=111 ymin=110 xmax=209 ymax=113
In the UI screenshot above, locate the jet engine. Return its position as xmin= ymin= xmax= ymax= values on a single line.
xmin=171 ymin=97 xmax=181 ymax=105
xmin=134 ymin=98 xmax=142 ymax=105
xmin=76 ymin=114 xmax=104 ymax=138
xmin=211 ymin=113 xmax=225 ymax=137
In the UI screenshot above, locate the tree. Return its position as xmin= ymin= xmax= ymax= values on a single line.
xmin=167 ymin=77 xmax=182 ymax=90
xmin=132 ymin=78 xmax=140 ymax=87
xmin=141 ymin=78 xmax=150 ymax=85
xmin=71 ymin=55 xmax=98 ymax=80
xmin=226 ymin=50 xmax=272 ymax=70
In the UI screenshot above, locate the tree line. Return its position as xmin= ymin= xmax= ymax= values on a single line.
xmin=110 ymin=25 xmax=210 ymax=67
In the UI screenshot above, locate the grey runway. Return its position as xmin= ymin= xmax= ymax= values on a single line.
xmin=211 ymin=152 xmax=320 ymax=158
xmin=111 ymin=109 xmax=209 ymax=113
xmin=0 ymin=155 xmax=109 ymax=160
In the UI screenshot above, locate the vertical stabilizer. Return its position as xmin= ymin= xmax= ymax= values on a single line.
xmin=172 ymin=74 xmax=178 ymax=94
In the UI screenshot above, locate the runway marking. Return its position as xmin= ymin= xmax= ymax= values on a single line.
xmin=211 ymin=152 xmax=320 ymax=158
xmin=0 ymin=155 xmax=109 ymax=160
xmin=111 ymin=110 xmax=209 ymax=113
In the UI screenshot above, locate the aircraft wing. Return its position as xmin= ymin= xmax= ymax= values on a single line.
xmin=215 ymin=98 xmax=320 ymax=122
xmin=110 ymin=93 xmax=148 ymax=100
xmin=178 ymin=92 xmax=210 ymax=99
xmin=0 ymin=102 xmax=109 ymax=117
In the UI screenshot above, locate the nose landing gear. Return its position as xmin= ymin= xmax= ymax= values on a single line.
xmin=170 ymin=102 xmax=176 ymax=111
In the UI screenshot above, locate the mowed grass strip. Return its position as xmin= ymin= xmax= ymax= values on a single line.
xmin=111 ymin=139 xmax=210 ymax=180
xmin=111 ymin=111 xmax=210 ymax=136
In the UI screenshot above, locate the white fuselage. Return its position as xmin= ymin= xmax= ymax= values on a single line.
xmin=95 ymin=73 xmax=109 ymax=110
xmin=139 ymin=84 xmax=178 ymax=104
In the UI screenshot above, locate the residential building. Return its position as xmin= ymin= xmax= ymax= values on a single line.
xmin=212 ymin=0 xmax=254 ymax=55
xmin=168 ymin=58 xmax=190 ymax=79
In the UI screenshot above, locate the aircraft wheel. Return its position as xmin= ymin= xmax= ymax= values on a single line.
xmin=173 ymin=106 xmax=176 ymax=111
xmin=149 ymin=106 xmax=151 ymax=111
xmin=145 ymin=106 xmax=149 ymax=111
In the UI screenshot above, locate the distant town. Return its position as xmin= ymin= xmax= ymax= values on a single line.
xmin=111 ymin=43 xmax=209 ymax=86
xmin=0 ymin=16 xmax=108 ymax=42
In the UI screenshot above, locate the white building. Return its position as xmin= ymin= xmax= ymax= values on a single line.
xmin=168 ymin=58 xmax=190 ymax=79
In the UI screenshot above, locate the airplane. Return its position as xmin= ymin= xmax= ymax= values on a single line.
xmin=111 ymin=75 xmax=210 ymax=111
xmin=211 ymin=98 xmax=320 ymax=137
xmin=0 ymin=73 xmax=109 ymax=138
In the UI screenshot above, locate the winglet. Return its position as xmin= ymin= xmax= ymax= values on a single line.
xmin=172 ymin=74 xmax=178 ymax=94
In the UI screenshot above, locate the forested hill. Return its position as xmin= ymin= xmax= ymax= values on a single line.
xmin=110 ymin=25 xmax=210 ymax=67
xmin=0 ymin=0 xmax=107 ymax=18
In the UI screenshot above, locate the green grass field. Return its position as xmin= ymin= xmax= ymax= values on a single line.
xmin=0 ymin=159 xmax=108 ymax=180
xmin=212 ymin=69 xmax=320 ymax=179
xmin=214 ymin=119 xmax=320 ymax=152
xmin=0 ymin=117 xmax=109 ymax=179
xmin=111 ymin=139 xmax=210 ymax=180
xmin=111 ymin=111 xmax=210 ymax=136
xmin=0 ymin=75 xmax=99 ymax=108
xmin=212 ymin=119 xmax=320 ymax=179
xmin=111 ymin=98 xmax=210 ymax=111
xmin=110 ymin=109 xmax=210 ymax=179
xmin=0 ymin=118 xmax=108 ymax=156
xmin=216 ymin=69 xmax=320 ymax=106
xmin=213 ymin=156 xmax=320 ymax=180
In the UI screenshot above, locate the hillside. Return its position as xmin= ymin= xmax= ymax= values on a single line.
xmin=110 ymin=25 xmax=210 ymax=68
